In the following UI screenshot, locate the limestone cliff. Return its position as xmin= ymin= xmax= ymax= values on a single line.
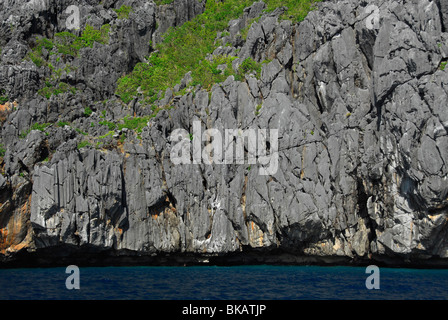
xmin=1 ymin=0 xmax=448 ymax=267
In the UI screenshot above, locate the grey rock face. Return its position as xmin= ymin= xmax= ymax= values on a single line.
xmin=31 ymin=149 xmax=127 ymax=248
xmin=2 ymin=0 xmax=448 ymax=267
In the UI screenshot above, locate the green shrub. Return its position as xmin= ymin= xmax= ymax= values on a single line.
xmin=28 ymin=51 xmax=45 ymax=67
xmin=191 ymin=55 xmax=237 ymax=90
xmin=114 ymin=5 xmax=133 ymax=19
xmin=54 ymin=32 xmax=79 ymax=56
xmin=0 ymin=144 xmax=5 ymax=157
xmin=75 ymin=128 xmax=88 ymax=136
xmin=19 ymin=122 xmax=51 ymax=138
xmin=19 ymin=130 xmax=29 ymax=139
xmin=95 ymin=116 xmax=152 ymax=135
xmin=441 ymin=61 xmax=447 ymax=71
xmin=79 ymin=24 xmax=111 ymax=48
xmin=117 ymin=116 xmax=150 ymax=133
xmin=255 ymin=103 xmax=262 ymax=115
xmin=77 ymin=140 xmax=91 ymax=149
xmin=31 ymin=123 xmax=51 ymax=132
xmin=153 ymin=0 xmax=175 ymax=5
xmin=38 ymin=82 xmax=76 ymax=99
xmin=84 ymin=107 xmax=93 ymax=117
xmin=39 ymin=38 xmax=54 ymax=51
xmin=98 ymin=131 xmax=115 ymax=140
xmin=57 ymin=121 xmax=70 ymax=127
xmin=265 ymin=0 xmax=322 ymax=23
xmin=236 ymin=57 xmax=269 ymax=80
xmin=25 ymin=37 xmax=55 ymax=67
xmin=239 ymin=57 xmax=260 ymax=75
xmin=0 ymin=96 xmax=8 ymax=104
xmin=54 ymin=24 xmax=111 ymax=58
xmin=119 ymin=132 xmax=127 ymax=144
xmin=99 ymin=120 xmax=117 ymax=131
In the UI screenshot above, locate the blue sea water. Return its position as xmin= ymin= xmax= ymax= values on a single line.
xmin=0 ymin=265 xmax=448 ymax=300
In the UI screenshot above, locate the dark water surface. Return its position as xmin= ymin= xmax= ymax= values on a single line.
xmin=1 ymin=265 xmax=447 ymax=300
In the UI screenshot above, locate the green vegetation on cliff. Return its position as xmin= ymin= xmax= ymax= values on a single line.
xmin=27 ymin=24 xmax=111 ymax=65
xmin=116 ymin=0 xmax=321 ymax=104
xmin=266 ymin=0 xmax=322 ymax=22
xmin=20 ymin=0 xmax=320 ymax=141
xmin=114 ymin=5 xmax=133 ymax=19
xmin=54 ymin=24 xmax=111 ymax=56
xmin=27 ymin=24 xmax=111 ymax=99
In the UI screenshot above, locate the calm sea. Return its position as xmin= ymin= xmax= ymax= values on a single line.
xmin=0 ymin=265 xmax=447 ymax=300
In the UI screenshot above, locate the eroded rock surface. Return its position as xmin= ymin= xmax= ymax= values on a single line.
xmin=1 ymin=0 xmax=448 ymax=267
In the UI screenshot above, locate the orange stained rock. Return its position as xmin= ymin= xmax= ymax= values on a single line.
xmin=0 ymin=194 xmax=32 ymax=254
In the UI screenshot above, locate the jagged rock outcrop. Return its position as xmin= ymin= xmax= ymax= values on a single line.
xmin=2 ymin=0 xmax=448 ymax=267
